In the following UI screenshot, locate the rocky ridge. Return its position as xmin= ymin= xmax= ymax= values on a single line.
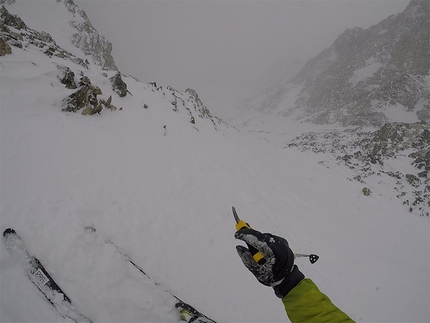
xmin=287 ymin=122 xmax=429 ymax=216
xmin=0 ymin=2 xmax=222 ymax=127
xmin=62 ymin=0 xmax=117 ymax=71
xmin=0 ymin=0 xmax=117 ymax=70
xmin=241 ymin=0 xmax=429 ymax=127
xmin=290 ymin=0 xmax=430 ymax=126
xmin=292 ymin=0 xmax=430 ymax=126
xmin=0 ymin=5 xmax=90 ymax=68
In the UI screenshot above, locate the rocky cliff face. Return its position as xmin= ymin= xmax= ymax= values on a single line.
xmin=62 ymin=0 xmax=117 ymax=71
xmin=293 ymin=0 xmax=430 ymax=126
xmin=1 ymin=0 xmax=117 ymax=70
xmin=0 ymin=5 xmax=90 ymax=68
xmin=243 ymin=0 xmax=429 ymax=127
xmin=291 ymin=0 xmax=429 ymax=126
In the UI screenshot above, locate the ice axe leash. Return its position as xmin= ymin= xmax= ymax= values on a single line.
xmin=232 ymin=206 xmax=319 ymax=265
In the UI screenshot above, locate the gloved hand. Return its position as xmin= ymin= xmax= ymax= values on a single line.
xmin=235 ymin=228 xmax=304 ymax=298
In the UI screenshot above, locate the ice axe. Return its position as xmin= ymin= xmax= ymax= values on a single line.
xmin=232 ymin=206 xmax=319 ymax=265
xmin=233 ymin=206 xmax=266 ymax=264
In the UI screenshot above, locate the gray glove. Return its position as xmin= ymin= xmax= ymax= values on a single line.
xmin=235 ymin=228 xmax=304 ymax=298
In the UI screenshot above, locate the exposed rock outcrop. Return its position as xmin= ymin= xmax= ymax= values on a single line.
xmin=63 ymin=0 xmax=118 ymax=70
xmin=0 ymin=6 xmax=89 ymax=68
xmin=0 ymin=37 xmax=12 ymax=55
xmin=287 ymin=122 xmax=430 ymax=216
xmin=62 ymin=76 xmax=116 ymax=115
xmin=1 ymin=0 xmax=117 ymax=70
xmin=110 ymin=72 xmax=127 ymax=97
xmin=57 ymin=65 xmax=77 ymax=89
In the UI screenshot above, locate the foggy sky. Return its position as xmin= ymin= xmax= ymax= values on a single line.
xmin=75 ymin=0 xmax=410 ymax=118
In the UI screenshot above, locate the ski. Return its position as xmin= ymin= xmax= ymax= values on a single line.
xmin=100 ymin=228 xmax=216 ymax=323
xmin=2 ymin=228 xmax=92 ymax=323
xmin=175 ymin=301 xmax=217 ymax=323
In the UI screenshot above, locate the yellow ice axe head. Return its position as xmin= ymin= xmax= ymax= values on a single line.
xmin=233 ymin=207 xmax=266 ymax=264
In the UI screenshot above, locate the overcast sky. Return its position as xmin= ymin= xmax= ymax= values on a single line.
xmin=75 ymin=0 xmax=410 ymax=118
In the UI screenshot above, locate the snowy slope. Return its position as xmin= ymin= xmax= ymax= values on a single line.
xmin=1 ymin=2 xmax=429 ymax=323
xmin=3 ymin=0 xmax=117 ymax=70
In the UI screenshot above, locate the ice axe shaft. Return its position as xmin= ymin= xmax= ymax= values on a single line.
xmin=294 ymin=253 xmax=319 ymax=264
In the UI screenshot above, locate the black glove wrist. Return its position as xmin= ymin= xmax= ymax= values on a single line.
xmin=273 ymin=265 xmax=304 ymax=298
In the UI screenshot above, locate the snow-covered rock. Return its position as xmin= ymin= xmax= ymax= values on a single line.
xmin=287 ymin=122 xmax=430 ymax=216
xmin=1 ymin=0 xmax=117 ymax=70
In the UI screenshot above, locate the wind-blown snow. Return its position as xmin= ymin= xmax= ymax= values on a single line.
xmin=349 ymin=57 xmax=383 ymax=87
xmin=383 ymin=103 xmax=420 ymax=123
xmin=1 ymin=3 xmax=429 ymax=323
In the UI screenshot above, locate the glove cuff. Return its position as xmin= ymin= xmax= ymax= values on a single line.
xmin=273 ymin=265 xmax=304 ymax=298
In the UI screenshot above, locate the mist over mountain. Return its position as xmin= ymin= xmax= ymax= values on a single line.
xmin=241 ymin=0 xmax=429 ymax=127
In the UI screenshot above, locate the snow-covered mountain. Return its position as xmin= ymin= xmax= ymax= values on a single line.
xmin=1 ymin=0 xmax=117 ymax=70
xmin=1 ymin=1 xmax=429 ymax=323
xmin=240 ymin=0 xmax=430 ymax=127
xmin=0 ymin=2 xmax=222 ymax=123
xmin=233 ymin=0 xmax=429 ymax=218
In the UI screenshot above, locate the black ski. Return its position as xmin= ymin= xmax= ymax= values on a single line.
xmin=2 ymin=228 xmax=91 ymax=323
xmin=175 ymin=301 xmax=217 ymax=323
xmin=101 ymin=228 xmax=216 ymax=323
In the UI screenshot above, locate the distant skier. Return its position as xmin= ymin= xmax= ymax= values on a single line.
xmin=235 ymin=228 xmax=354 ymax=323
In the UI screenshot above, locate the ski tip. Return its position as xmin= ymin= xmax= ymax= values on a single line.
xmin=3 ymin=228 xmax=16 ymax=237
xmin=175 ymin=301 xmax=216 ymax=323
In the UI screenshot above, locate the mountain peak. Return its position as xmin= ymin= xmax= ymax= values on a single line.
xmin=1 ymin=0 xmax=117 ymax=70
xmin=241 ymin=0 xmax=429 ymax=127
xmin=405 ymin=0 xmax=429 ymax=12
xmin=293 ymin=0 xmax=429 ymax=126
